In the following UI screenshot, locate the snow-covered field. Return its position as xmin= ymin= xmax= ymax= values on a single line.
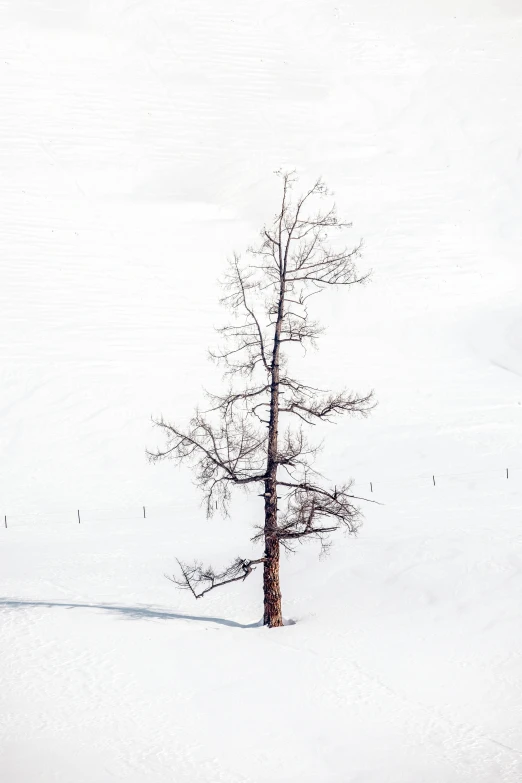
xmin=2 ymin=1 xmax=522 ymax=780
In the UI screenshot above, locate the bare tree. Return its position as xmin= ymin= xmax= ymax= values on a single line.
xmin=149 ymin=171 xmax=375 ymax=627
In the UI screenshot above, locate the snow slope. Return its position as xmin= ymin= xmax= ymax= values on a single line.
xmin=1 ymin=1 xmax=522 ymax=781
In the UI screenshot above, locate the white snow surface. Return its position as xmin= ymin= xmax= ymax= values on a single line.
xmin=2 ymin=1 xmax=522 ymax=781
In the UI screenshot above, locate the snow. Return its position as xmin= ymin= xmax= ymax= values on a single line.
xmin=1 ymin=1 xmax=522 ymax=780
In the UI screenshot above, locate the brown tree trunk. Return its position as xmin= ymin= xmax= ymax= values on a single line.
xmin=263 ymin=466 xmax=283 ymax=626
xmin=263 ymin=271 xmax=286 ymax=627
xmin=263 ymin=532 xmax=282 ymax=627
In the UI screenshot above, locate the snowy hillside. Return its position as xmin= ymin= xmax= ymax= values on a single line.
xmin=2 ymin=1 xmax=522 ymax=781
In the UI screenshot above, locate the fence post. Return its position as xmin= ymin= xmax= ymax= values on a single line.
xmin=370 ymin=482 xmax=373 ymax=493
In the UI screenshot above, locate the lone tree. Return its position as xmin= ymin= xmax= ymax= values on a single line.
xmin=149 ymin=172 xmax=374 ymax=627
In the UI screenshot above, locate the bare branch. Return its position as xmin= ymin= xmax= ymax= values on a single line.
xmin=280 ymin=389 xmax=376 ymax=424
xmin=204 ymin=384 xmax=270 ymax=418
xmin=212 ymin=254 xmax=270 ymax=375
xmin=167 ymin=557 xmax=265 ymax=598
xmin=148 ymin=413 xmax=267 ymax=515
xmin=277 ymin=479 xmax=383 ymax=506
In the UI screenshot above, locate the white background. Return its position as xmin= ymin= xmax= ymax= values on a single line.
xmin=1 ymin=2 xmax=522 ymax=781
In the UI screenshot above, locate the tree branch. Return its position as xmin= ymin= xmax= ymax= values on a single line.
xmin=167 ymin=557 xmax=266 ymax=598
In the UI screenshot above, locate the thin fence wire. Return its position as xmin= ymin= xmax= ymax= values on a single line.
xmin=354 ymin=464 xmax=522 ymax=491
xmin=1 ymin=504 xmax=179 ymax=528
xmin=3 ymin=462 xmax=522 ymax=528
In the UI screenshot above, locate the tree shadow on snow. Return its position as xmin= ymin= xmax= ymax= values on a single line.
xmin=0 ymin=598 xmax=262 ymax=629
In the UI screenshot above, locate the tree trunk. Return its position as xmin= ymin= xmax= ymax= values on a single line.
xmin=263 ymin=274 xmax=285 ymax=627
xmin=263 ymin=533 xmax=282 ymax=627
xmin=263 ymin=465 xmax=283 ymax=626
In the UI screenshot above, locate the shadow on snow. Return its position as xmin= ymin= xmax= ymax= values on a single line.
xmin=0 ymin=598 xmax=261 ymax=629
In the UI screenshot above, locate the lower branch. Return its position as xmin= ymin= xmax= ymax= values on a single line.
xmin=167 ymin=556 xmax=265 ymax=599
